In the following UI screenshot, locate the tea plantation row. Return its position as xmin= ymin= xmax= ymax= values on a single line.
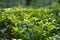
xmin=0 ymin=8 xmax=60 ymax=40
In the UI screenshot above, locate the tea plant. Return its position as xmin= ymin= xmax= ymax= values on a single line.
xmin=0 ymin=8 xmax=60 ymax=40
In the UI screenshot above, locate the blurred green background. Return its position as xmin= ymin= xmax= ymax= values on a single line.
xmin=0 ymin=0 xmax=60 ymax=8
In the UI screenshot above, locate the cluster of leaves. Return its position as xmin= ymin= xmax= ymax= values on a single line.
xmin=0 ymin=8 xmax=60 ymax=40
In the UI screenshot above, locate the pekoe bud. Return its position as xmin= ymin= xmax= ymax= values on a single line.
xmin=12 ymin=38 xmax=16 ymax=40
xmin=11 ymin=38 xmax=22 ymax=40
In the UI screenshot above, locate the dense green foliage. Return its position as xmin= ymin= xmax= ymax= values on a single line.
xmin=0 ymin=8 xmax=60 ymax=40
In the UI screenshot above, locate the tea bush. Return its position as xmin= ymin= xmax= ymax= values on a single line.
xmin=0 ymin=8 xmax=60 ymax=40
